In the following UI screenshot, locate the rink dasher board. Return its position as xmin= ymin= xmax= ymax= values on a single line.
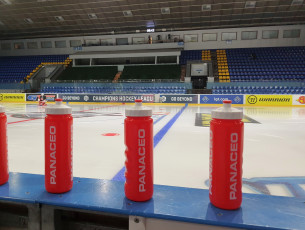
xmin=0 ymin=172 xmax=304 ymax=230
xmin=0 ymin=93 xmax=304 ymax=106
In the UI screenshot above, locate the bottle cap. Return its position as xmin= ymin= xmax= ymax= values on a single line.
xmin=0 ymin=105 xmax=5 ymax=113
xmin=211 ymin=100 xmax=243 ymax=120
xmin=125 ymin=99 xmax=152 ymax=117
xmin=45 ymin=98 xmax=72 ymax=115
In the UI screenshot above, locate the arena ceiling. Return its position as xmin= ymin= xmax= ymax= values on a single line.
xmin=0 ymin=0 xmax=304 ymax=40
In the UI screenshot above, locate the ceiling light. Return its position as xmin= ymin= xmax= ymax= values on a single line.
xmin=88 ymin=13 xmax=97 ymax=19
xmin=37 ymin=0 xmax=57 ymax=2
xmin=245 ymin=1 xmax=256 ymax=8
xmin=0 ymin=0 xmax=12 ymax=5
xmin=54 ymin=16 xmax=64 ymax=21
xmin=123 ymin=11 xmax=133 ymax=17
xmin=291 ymin=0 xmax=303 ymax=5
xmin=161 ymin=7 xmax=170 ymax=14
xmin=24 ymin=18 xmax=33 ymax=24
xmin=202 ymin=4 xmax=212 ymax=11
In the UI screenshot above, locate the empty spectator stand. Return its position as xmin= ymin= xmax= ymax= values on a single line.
xmin=179 ymin=47 xmax=305 ymax=83
xmin=179 ymin=50 xmax=202 ymax=65
xmin=227 ymin=46 xmax=305 ymax=82
xmin=0 ymin=55 xmax=69 ymax=83
xmin=212 ymin=85 xmax=305 ymax=94
xmin=40 ymin=83 xmax=189 ymax=94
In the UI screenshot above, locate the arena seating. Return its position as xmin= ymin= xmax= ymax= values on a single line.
xmin=227 ymin=46 xmax=305 ymax=82
xmin=179 ymin=46 xmax=305 ymax=83
xmin=2 ymin=46 xmax=305 ymax=94
xmin=179 ymin=50 xmax=202 ymax=65
xmin=0 ymin=55 xmax=69 ymax=83
xmin=41 ymin=85 xmax=186 ymax=94
xmin=212 ymin=86 xmax=305 ymax=94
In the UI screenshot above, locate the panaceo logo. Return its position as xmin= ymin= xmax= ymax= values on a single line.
xmin=0 ymin=94 xmax=3 ymax=101
xmin=247 ymin=95 xmax=257 ymax=104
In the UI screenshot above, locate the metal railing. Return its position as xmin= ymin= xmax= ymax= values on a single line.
xmin=55 ymin=79 xmax=183 ymax=83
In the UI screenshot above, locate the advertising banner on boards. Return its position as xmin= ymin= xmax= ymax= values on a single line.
xmin=26 ymin=93 xmax=57 ymax=102
xmin=158 ymin=95 xmax=198 ymax=103
xmin=245 ymin=95 xmax=292 ymax=106
xmin=0 ymin=93 xmax=25 ymax=102
xmin=292 ymin=95 xmax=305 ymax=106
xmin=199 ymin=94 xmax=244 ymax=104
xmin=58 ymin=94 xmax=154 ymax=103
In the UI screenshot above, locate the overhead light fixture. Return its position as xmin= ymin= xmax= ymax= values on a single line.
xmin=291 ymin=0 xmax=303 ymax=5
xmin=0 ymin=0 xmax=12 ymax=5
xmin=123 ymin=10 xmax=133 ymax=17
xmin=54 ymin=16 xmax=64 ymax=21
xmin=161 ymin=7 xmax=170 ymax=14
xmin=88 ymin=13 xmax=97 ymax=19
xmin=202 ymin=4 xmax=212 ymax=11
xmin=245 ymin=1 xmax=256 ymax=8
xmin=24 ymin=18 xmax=34 ymax=24
xmin=0 ymin=20 xmax=4 ymax=25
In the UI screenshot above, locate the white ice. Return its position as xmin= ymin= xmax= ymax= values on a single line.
xmin=2 ymin=102 xmax=305 ymax=198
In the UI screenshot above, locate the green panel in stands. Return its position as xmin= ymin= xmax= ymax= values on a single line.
xmin=120 ymin=65 xmax=181 ymax=80
xmin=57 ymin=66 xmax=118 ymax=81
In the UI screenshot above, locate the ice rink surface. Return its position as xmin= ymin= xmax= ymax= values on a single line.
xmin=2 ymin=102 xmax=305 ymax=199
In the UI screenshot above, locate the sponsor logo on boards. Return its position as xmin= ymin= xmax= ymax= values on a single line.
xmin=59 ymin=94 xmax=154 ymax=103
xmin=84 ymin=95 xmax=89 ymax=102
xmin=296 ymin=96 xmax=305 ymax=104
xmin=199 ymin=95 xmax=244 ymax=104
xmin=247 ymin=95 xmax=257 ymax=104
xmin=246 ymin=95 xmax=292 ymax=106
xmin=160 ymin=95 xmax=198 ymax=103
xmin=0 ymin=93 xmax=25 ymax=102
xmin=202 ymin=96 xmax=209 ymax=103
xmin=26 ymin=94 xmax=56 ymax=101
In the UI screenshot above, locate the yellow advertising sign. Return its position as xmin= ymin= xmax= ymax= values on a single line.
xmin=0 ymin=93 xmax=25 ymax=102
xmin=246 ymin=95 xmax=292 ymax=106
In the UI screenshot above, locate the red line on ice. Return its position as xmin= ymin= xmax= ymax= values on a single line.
xmin=8 ymin=119 xmax=37 ymax=125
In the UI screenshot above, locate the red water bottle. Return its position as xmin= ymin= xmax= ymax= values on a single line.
xmin=124 ymin=99 xmax=153 ymax=201
xmin=209 ymin=100 xmax=244 ymax=210
xmin=0 ymin=105 xmax=8 ymax=185
xmin=45 ymin=98 xmax=73 ymax=193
